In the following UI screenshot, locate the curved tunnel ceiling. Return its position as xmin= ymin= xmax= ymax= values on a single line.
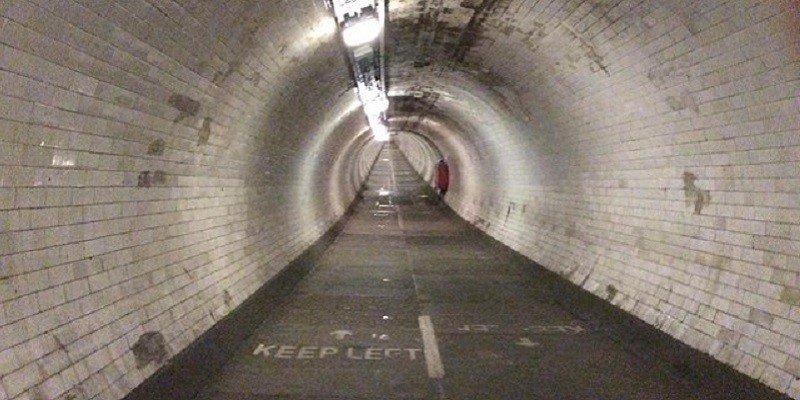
xmin=0 ymin=1 xmax=798 ymax=399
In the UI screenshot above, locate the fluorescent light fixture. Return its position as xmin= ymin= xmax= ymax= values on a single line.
xmin=342 ymin=17 xmax=381 ymax=47
xmin=363 ymin=94 xmax=388 ymax=116
xmin=367 ymin=113 xmax=389 ymax=141
xmin=371 ymin=122 xmax=389 ymax=142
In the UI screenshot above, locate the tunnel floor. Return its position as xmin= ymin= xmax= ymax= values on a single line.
xmin=192 ymin=144 xmax=770 ymax=400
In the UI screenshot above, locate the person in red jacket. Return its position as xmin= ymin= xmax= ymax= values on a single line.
xmin=436 ymin=159 xmax=450 ymax=199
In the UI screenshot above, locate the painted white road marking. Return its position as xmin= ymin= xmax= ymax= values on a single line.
xmin=524 ymin=325 xmax=585 ymax=334
xmin=251 ymin=344 xmax=420 ymax=361
xmin=253 ymin=344 xmax=277 ymax=356
xmin=419 ymin=315 xmax=445 ymax=378
xmin=454 ymin=323 xmax=586 ymax=334
xmin=458 ymin=324 xmax=499 ymax=332
xmin=516 ymin=338 xmax=540 ymax=348
xmin=330 ymin=330 xmax=354 ymax=340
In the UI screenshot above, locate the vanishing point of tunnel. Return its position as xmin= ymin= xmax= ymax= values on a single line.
xmin=0 ymin=0 xmax=798 ymax=399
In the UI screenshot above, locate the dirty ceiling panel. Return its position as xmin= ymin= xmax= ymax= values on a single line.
xmin=385 ymin=0 xmax=527 ymax=115
xmin=388 ymin=0 xmax=485 ymax=73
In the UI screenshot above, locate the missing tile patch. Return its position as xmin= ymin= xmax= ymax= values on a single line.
xmin=683 ymin=172 xmax=711 ymax=215
xmin=780 ymin=287 xmax=800 ymax=306
xmin=132 ymin=331 xmax=169 ymax=369
xmin=224 ymin=289 xmax=233 ymax=307
xmin=198 ymin=117 xmax=213 ymax=145
xmin=137 ymin=170 xmax=167 ymax=187
xmin=605 ymin=284 xmax=618 ymax=301
xmin=148 ymin=139 xmax=166 ymax=155
xmin=62 ymin=387 xmax=87 ymax=400
xmin=168 ymin=93 xmax=201 ymax=123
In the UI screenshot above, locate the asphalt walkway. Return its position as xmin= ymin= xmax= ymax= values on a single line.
xmin=193 ymin=143 xmax=786 ymax=400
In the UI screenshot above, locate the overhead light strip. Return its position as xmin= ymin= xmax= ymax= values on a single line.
xmin=328 ymin=0 xmax=389 ymax=142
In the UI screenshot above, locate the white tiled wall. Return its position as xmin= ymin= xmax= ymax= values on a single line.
xmin=395 ymin=0 xmax=799 ymax=397
xmin=0 ymin=1 xmax=377 ymax=399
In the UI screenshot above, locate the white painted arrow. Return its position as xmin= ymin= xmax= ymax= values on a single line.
xmin=516 ymin=338 xmax=540 ymax=348
xmin=330 ymin=330 xmax=354 ymax=340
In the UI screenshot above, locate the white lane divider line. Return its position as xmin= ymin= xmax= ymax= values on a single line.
xmin=419 ymin=315 xmax=445 ymax=379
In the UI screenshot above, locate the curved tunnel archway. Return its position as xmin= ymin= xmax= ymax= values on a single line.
xmin=0 ymin=1 xmax=798 ymax=399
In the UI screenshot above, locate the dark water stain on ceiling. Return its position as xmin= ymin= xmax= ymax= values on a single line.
xmin=387 ymin=0 xmax=513 ymax=74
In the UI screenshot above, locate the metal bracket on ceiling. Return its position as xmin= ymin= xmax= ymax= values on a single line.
xmin=329 ymin=0 xmax=389 ymax=142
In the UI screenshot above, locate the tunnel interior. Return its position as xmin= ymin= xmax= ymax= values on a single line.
xmin=0 ymin=0 xmax=798 ymax=399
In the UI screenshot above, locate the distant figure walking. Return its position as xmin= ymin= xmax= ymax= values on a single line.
xmin=436 ymin=159 xmax=449 ymax=199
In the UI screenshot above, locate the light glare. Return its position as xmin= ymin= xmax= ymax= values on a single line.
xmin=342 ymin=18 xmax=381 ymax=47
xmin=372 ymin=124 xmax=389 ymax=142
xmin=363 ymin=96 xmax=388 ymax=116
